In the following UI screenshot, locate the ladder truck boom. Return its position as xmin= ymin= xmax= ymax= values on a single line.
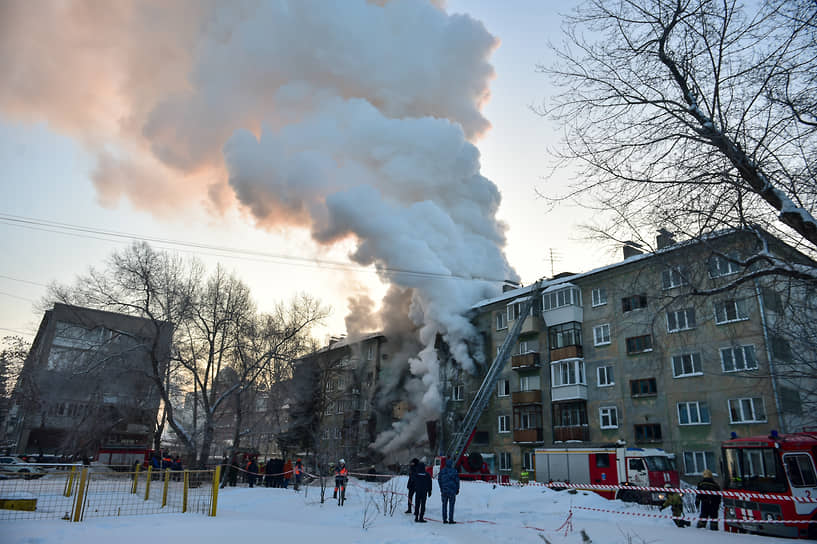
xmin=444 ymin=281 xmax=542 ymax=466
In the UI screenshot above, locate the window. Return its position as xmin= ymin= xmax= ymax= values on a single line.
xmin=621 ymin=294 xmax=648 ymax=312
xmin=496 ymin=311 xmax=507 ymax=330
xmin=593 ymin=324 xmax=611 ymax=346
xmin=498 ymin=415 xmax=510 ymax=433
xmin=515 ymin=405 xmax=541 ymax=430
xmin=729 ymin=397 xmax=766 ymax=423
xmin=634 ymin=424 xmax=662 ymax=442
xmin=714 ymin=299 xmax=749 ymax=324
xmin=630 ymin=378 xmax=657 ymax=397
xmin=708 ymin=255 xmax=740 ymax=278
xmin=542 ymin=287 xmax=581 ymax=311
xmin=677 ymin=401 xmax=711 ymax=425
xmin=518 ymin=340 xmax=537 ymax=354
xmin=625 ymin=334 xmax=653 ymax=354
xmin=596 ymin=453 xmax=611 ymax=468
xmin=597 ymin=365 xmax=614 ymax=387
xmin=684 ymin=451 xmax=716 ymax=475
xmin=591 ymin=287 xmax=607 ymax=307
xmin=662 ymin=266 xmax=688 ymax=289
xmin=324 ymin=401 xmax=334 ymax=415
xmin=672 ymin=352 xmax=702 ymax=377
xmin=507 ymin=301 xmax=522 ymax=322
xmin=522 ymin=451 xmax=534 ymax=471
xmin=497 ymin=379 xmax=510 ymax=397
xmin=770 ymin=335 xmax=793 ymax=362
xmin=366 ymin=345 xmax=374 ymax=360
xmin=549 ymin=322 xmax=582 ymax=349
xmin=666 ymin=308 xmax=696 ymax=332
xmin=599 ymin=406 xmax=618 ymax=429
xmin=519 ymin=374 xmax=540 ymax=391
xmin=498 ymin=452 xmax=512 ymax=471
xmin=453 ymin=384 xmax=464 ymax=401
xmin=554 ymin=401 xmax=587 ymax=426
xmin=783 ymin=454 xmax=817 ymax=487
xmin=551 ymin=359 xmax=586 ymax=387
xmin=720 ymin=345 xmax=757 ymax=372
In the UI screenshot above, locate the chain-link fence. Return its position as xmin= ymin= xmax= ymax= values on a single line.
xmin=0 ymin=465 xmax=220 ymax=522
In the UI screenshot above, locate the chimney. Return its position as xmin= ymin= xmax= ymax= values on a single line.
xmin=623 ymin=241 xmax=643 ymax=259
xmin=656 ymin=228 xmax=676 ymax=250
xmin=502 ymin=280 xmax=521 ymax=292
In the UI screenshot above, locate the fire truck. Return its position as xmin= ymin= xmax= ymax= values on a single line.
xmin=721 ymin=431 xmax=817 ymax=539
xmin=534 ymin=444 xmax=679 ymax=504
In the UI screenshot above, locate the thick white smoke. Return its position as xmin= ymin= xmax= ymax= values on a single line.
xmin=1 ymin=0 xmax=518 ymax=454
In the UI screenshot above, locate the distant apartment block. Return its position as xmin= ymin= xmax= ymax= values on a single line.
xmin=4 ymin=303 xmax=171 ymax=457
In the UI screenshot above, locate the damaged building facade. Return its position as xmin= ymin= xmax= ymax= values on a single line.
xmin=453 ymin=229 xmax=815 ymax=480
xmin=5 ymin=303 xmax=171 ymax=457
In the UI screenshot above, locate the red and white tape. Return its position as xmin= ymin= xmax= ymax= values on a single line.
xmin=496 ymin=480 xmax=817 ymax=503
xmin=571 ymin=505 xmax=817 ymax=524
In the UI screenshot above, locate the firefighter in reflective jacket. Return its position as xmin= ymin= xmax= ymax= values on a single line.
xmin=293 ymin=458 xmax=303 ymax=491
xmin=333 ymin=459 xmax=348 ymax=499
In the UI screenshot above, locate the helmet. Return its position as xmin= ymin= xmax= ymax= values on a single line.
xmin=664 ymin=483 xmax=673 ymax=488
xmin=339 ymin=458 xmax=345 ymax=465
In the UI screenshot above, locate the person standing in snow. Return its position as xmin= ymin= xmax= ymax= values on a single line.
xmin=660 ymin=484 xmax=689 ymax=527
xmin=437 ymin=457 xmax=460 ymax=524
xmin=293 ymin=458 xmax=303 ymax=491
xmin=695 ymin=469 xmax=721 ymax=530
xmin=405 ymin=458 xmax=419 ymax=514
xmin=247 ymin=457 xmax=259 ymax=488
xmin=412 ymin=461 xmax=432 ymax=523
xmin=333 ymin=458 xmax=348 ymax=500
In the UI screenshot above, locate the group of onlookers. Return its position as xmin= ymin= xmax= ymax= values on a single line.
xmin=405 ymin=457 xmax=460 ymax=524
xmin=223 ymin=454 xmax=303 ymax=490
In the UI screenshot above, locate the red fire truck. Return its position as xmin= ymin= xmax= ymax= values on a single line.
xmin=721 ymin=431 xmax=817 ymax=539
xmin=534 ymin=444 xmax=679 ymax=504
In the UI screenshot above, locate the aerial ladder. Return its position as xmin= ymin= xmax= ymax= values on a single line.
xmin=443 ymin=281 xmax=542 ymax=472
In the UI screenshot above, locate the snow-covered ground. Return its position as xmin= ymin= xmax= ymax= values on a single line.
xmin=3 ymin=476 xmax=789 ymax=543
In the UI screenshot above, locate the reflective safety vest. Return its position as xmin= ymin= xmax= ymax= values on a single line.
xmin=294 ymin=464 xmax=302 ymax=475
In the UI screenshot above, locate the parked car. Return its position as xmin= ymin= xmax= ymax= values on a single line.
xmin=0 ymin=456 xmax=47 ymax=479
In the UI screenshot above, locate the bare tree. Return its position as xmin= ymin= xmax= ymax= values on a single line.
xmin=50 ymin=242 xmax=328 ymax=466
xmin=0 ymin=336 xmax=29 ymax=446
xmin=543 ymin=0 xmax=817 ymax=280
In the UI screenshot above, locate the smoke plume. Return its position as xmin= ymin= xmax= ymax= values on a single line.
xmin=1 ymin=0 xmax=518 ymax=454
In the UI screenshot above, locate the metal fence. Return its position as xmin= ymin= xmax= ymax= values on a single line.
xmin=0 ymin=465 xmax=220 ymax=522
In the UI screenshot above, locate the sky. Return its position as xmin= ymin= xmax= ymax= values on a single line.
xmin=3 ymin=471 xmax=788 ymax=544
xmin=0 ymin=0 xmax=607 ymax=343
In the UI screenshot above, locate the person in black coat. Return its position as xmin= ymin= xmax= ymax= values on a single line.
xmin=247 ymin=458 xmax=259 ymax=488
xmin=696 ymin=469 xmax=721 ymax=530
xmin=405 ymin=458 xmax=419 ymax=514
xmin=413 ymin=461 xmax=432 ymax=522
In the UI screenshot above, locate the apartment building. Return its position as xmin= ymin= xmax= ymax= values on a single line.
xmin=284 ymin=333 xmax=389 ymax=467
xmin=5 ymin=303 xmax=171 ymax=456
xmin=461 ymin=229 xmax=814 ymax=481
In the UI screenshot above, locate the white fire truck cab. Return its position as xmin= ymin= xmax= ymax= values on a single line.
xmin=534 ymin=444 xmax=679 ymax=504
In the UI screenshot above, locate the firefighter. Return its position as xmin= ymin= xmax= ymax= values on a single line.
xmin=333 ymin=459 xmax=348 ymax=500
xmin=405 ymin=458 xmax=419 ymax=513
xmin=293 ymin=458 xmax=303 ymax=491
xmin=696 ymin=469 xmax=721 ymax=530
xmin=660 ymin=483 xmax=690 ymax=527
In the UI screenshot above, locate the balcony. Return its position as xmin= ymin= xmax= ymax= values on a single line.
xmin=553 ymin=425 xmax=589 ymax=442
xmin=519 ymin=315 xmax=545 ymax=334
xmin=513 ymin=428 xmax=544 ymax=443
xmin=551 ymin=384 xmax=588 ymax=402
xmin=512 ymin=390 xmax=542 ymax=404
xmin=550 ymin=345 xmax=583 ymax=361
xmin=512 ymin=352 xmax=540 ymax=370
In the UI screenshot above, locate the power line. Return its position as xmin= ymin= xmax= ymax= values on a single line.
xmin=0 ymin=291 xmax=37 ymax=303
xmin=0 ymin=213 xmax=508 ymax=283
xmin=0 ymin=274 xmax=49 ymax=288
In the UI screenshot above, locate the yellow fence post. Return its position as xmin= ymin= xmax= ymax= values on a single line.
xmin=64 ymin=465 xmax=77 ymax=497
xmin=131 ymin=463 xmax=141 ymax=494
xmin=162 ymin=469 xmax=170 ymax=508
xmin=210 ymin=466 xmax=221 ymax=517
xmin=144 ymin=466 xmax=152 ymax=500
xmin=182 ymin=470 xmax=189 ymax=513
xmin=71 ymin=468 xmax=89 ymax=522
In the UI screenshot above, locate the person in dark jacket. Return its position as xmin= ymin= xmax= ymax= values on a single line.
xmin=413 ymin=461 xmax=432 ymax=522
xmin=437 ymin=457 xmax=460 ymax=524
xmin=247 ymin=458 xmax=259 ymax=488
xmin=228 ymin=455 xmax=240 ymax=487
xmin=405 ymin=458 xmax=419 ymax=513
xmin=696 ymin=469 xmax=721 ymax=530
xmin=265 ymin=458 xmax=275 ymax=487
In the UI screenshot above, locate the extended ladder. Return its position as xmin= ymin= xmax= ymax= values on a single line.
xmin=445 ymin=281 xmax=542 ymax=462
